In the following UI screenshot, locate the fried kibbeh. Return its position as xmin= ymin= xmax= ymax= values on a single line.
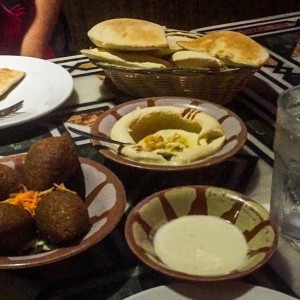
xmin=0 ymin=203 xmax=35 ymax=255
xmin=24 ymin=133 xmax=80 ymax=191
xmin=0 ymin=164 xmax=24 ymax=201
xmin=35 ymin=190 xmax=89 ymax=245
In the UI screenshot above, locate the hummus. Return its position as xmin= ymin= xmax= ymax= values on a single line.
xmin=110 ymin=106 xmax=226 ymax=165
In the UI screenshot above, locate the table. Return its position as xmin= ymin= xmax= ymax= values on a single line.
xmin=1 ymin=11 xmax=300 ymax=300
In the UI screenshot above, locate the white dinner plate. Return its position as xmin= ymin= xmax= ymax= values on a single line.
xmin=124 ymin=282 xmax=298 ymax=300
xmin=0 ymin=55 xmax=73 ymax=129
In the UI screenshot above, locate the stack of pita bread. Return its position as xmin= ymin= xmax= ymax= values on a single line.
xmin=81 ymin=18 xmax=269 ymax=70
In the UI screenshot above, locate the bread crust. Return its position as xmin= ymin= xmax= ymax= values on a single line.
xmin=0 ymin=68 xmax=25 ymax=97
xmin=81 ymin=48 xmax=172 ymax=69
xmin=171 ymin=50 xmax=225 ymax=69
xmin=177 ymin=31 xmax=269 ymax=67
xmin=88 ymin=18 xmax=168 ymax=51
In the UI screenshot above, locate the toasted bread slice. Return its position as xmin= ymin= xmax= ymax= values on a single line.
xmin=177 ymin=31 xmax=269 ymax=67
xmin=0 ymin=68 xmax=25 ymax=97
xmin=88 ymin=18 xmax=168 ymax=51
xmin=81 ymin=48 xmax=172 ymax=69
xmin=171 ymin=50 xmax=225 ymax=69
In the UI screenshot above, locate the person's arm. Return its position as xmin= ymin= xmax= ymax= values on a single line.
xmin=20 ymin=0 xmax=63 ymax=58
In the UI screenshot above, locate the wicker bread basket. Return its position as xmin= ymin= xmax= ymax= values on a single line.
xmin=92 ymin=31 xmax=259 ymax=105
xmin=99 ymin=64 xmax=257 ymax=105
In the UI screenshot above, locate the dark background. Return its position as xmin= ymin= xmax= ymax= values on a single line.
xmin=61 ymin=0 xmax=300 ymax=55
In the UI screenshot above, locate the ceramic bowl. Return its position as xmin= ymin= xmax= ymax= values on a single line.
xmin=90 ymin=96 xmax=247 ymax=171
xmin=125 ymin=185 xmax=278 ymax=282
xmin=0 ymin=154 xmax=126 ymax=269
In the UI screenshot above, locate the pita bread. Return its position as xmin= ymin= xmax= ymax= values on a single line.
xmin=147 ymin=35 xmax=195 ymax=57
xmin=171 ymin=50 xmax=225 ymax=69
xmin=81 ymin=48 xmax=172 ymax=69
xmin=0 ymin=68 xmax=25 ymax=97
xmin=177 ymin=31 xmax=269 ymax=67
xmin=88 ymin=18 xmax=168 ymax=51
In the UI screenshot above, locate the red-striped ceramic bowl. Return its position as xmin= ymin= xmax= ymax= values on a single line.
xmin=0 ymin=154 xmax=126 ymax=269
xmin=90 ymin=97 xmax=247 ymax=171
xmin=125 ymin=185 xmax=277 ymax=282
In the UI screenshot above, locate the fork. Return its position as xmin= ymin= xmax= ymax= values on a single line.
xmin=0 ymin=100 xmax=24 ymax=117
xmin=67 ymin=126 xmax=131 ymax=146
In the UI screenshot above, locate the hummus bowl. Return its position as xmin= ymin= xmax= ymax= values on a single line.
xmin=125 ymin=185 xmax=278 ymax=282
xmin=90 ymin=97 xmax=247 ymax=171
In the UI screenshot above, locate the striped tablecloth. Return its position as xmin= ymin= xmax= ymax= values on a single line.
xmin=1 ymin=11 xmax=300 ymax=300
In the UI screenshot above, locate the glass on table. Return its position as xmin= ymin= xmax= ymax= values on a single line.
xmin=270 ymin=85 xmax=300 ymax=244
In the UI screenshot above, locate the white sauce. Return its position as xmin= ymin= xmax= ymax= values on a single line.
xmin=153 ymin=215 xmax=248 ymax=276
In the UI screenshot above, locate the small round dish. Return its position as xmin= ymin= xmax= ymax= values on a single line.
xmin=125 ymin=185 xmax=278 ymax=282
xmin=90 ymin=96 xmax=247 ymax=171
xmin=0 ymin=154 xmax=126 ymax=269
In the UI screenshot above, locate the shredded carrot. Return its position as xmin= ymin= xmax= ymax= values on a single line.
xmin=3 ymin=183 xmax=76 ymax=216
xmin=54 ymin=183 xmax=76 ymax=194
xmin=4 ymin=191 xmax=41 ymax=216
